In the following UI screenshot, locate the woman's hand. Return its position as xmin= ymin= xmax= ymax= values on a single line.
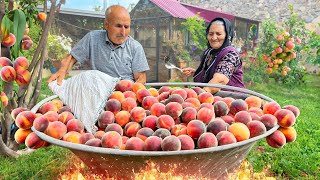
xmin=181 ymin=68 xmax=195 ymax=77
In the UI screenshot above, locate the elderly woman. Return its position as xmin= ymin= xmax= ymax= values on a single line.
xmin=182 ymin=17 xmax=245 ymax=94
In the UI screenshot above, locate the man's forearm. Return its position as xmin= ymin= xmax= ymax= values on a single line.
xmin=59 ymin=54 xmax=77 ymax=73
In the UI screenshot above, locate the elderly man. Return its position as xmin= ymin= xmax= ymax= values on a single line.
xmin=48 ymin=5 xmax=149 ymax=85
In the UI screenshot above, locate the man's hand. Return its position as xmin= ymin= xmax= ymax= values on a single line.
xmin=47 ymin=54 xmax=76 ymax=85
xmin=47 ymin=69 xmax=68 ymax=85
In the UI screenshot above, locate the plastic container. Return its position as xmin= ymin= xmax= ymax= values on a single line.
xmin=31 ymin=82 xmax=278 ymax=179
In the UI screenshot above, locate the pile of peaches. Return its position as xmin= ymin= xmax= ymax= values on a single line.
xmin=13 ymin=80 xmax=299 ymax=151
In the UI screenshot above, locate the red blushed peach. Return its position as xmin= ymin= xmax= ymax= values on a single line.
xmin=142 ymin=115 xmax=158 ymax=131
xmin=248 ymin=107 xmax=264 ymax=117
xmin=171 ymin=124 xmax=187 ymax=136
xmin=166 ymin=94 xmax=184 ymax=104
xmin=191 ymin=87 xmax=205 ymax=95
xmin=216 ymin=131 xmax=237 ymax=146
xmin=122 ymin=136 xmax=129 ymax=144
xmin=247 ymin=120 xmax=267 ymax=138
xmin=62 ymin=131 xmax=82 ymax=144
xmin=165 ymin=102 xmax=183 ymax=119
xmin=115 ymin=110 xmax=130 ymax=127
xmin=66 ymin=119 xmax=84 ymax=133
xmin=259 ymin=114 xmax=278 ymax=130
xmin=0 ymin=91 xmax=8 ymax=107
xmin=38 ymin=102 xmax=58 ymax=114
xmin=115 ymin=79 xmax=134 ymax=92
xmin=263 ymin=101 xmax=281 ymax=115
xmin=0 ymin=66 xmax=16 ymax=82
xmin=150 ymin=102 xmax=166 ymax=117
xmin=199 ymin=103 xmax=214 ymax=111
xmin=213 ymin=96 xmax=223 ymax=103
xmin=58 ymin=111 xmax=75 ymax=124
xmin=101 ymin=131 xmax=122 ymax=149
xmin=157 ymin=91 xmax=170 ymax=102
xmin=13 ymin=57 xmax=29 ymax=71
xmin=213 ymin=101 xmax=229 ymax=117
xmin=171 ymin=88 xmax=187 ymax=100
xmin=266 ymin=130 xmax=286 ymax=148
xmin=79 ymin=133 xmax=95 ymax=144
xmin=136 ymin=88 xmax=152 ymax=103
xmin=158 ymin=86 xmax=171 ymax=94
xmin=21 ymin=39 xmax=33 ymax=50
xmin=178 ymin=134 xmax=195 ymax=150
xmin=125 ymin=137 xmax=145 ymax=151
xmin=181 ymin=102 xmax=196 ymax=109
xmin=228 ymin=122 xmax=250 ymax=142
xmin=51 ymin=99 xmax=64 ymax=110
xmin=229 ymin=99 xmax=248 ymax=115
xmin=33 ymin=115 xmax=49 ymax=132
xmin=11 ymin=107 xmax=28 ymax=120
xmin=132 ymin=82 xmax=146 ymax=93
xmin=97 ymin=110 xmax=115 ymax=129
xmin=161 ymin=135 xmax=181 ymax=151
xmin=85 ymin=138 xmax=102 ymax=147
xmin=234 ymin=111 xmax=252 ymax=125
xmin=220 ymin=115 xmax=235 ymax=125
xmin=187 ymin=120 xmax=206 ymax=140
xmin=221 ymin=97 xmax=235 ymax=108
xmin=185 ymin=98 xmax=201 ymax=108
xmin=37 ymin=12 xmax=47 ymax=22
xmin=109 ymin=91 xmax=125 ymax=103
xmin=197 ymin=132 xmax=218 ymax=149
xmin=46 ymin=121 xmax=67 ymax=139
xmin=105 ymin=123 xmax=123 ymax=135
xmin=283 ymin=105 xmax=300 ymax=118
xmin=156 ymin=114 xmax=175 ymax=130
xmin=124 ymin=122 xmax=141 ymax=137
xmin=58 ymin=106 xmax=72 ymax=114
xmin=15 ymin=110 xmax=37 ymax=130
xmin=14 ymin=128 xmax=32 ymax=144
xmin=25 ymin=132 xmax=45 ymax=149
xmin=148 ymin=88 xmax=159 ymax=97
xmin=130 ymin=106 xmax=146 ymax=123
xmin=136 ymin=127 xmax=154 ymax=141
xmin=184 ymin=88 xmax=198 ymax=99
xmin=105 ymin=99 xmax=121 ymax=115
xmin=245 ymin=96 xmax=262 ymax=108
xmin=94 ymin=130 xmax=106 ymax=139
xmin=198 ymin=92 xmax=214 ymax=104
xmin=123 ymin=90 xmax=137 ymax=101
xmin=274 ymin=109 xmax=296 ymax=128
xmin=141 ymin=96 xmax=158 ymax=110
xmin=43 ymin=111 xmax=59 ymax=122
xmin=15 ymin=69 xmax=31 ymax=86
xmin=0 ymin=57 xmax=13 ymax=67
xmin=207 ymin=118 xmax=228 ymax=135
xmin=145 ymin=136 xmax=162 ymax=151
xmin=1 ymin=33 xmax=16 ymax=47
xmin=152 ymin=128 xmax=171 ymax=139
xmin=278 ymin=127 xmax=297 ymax=143
xmin=197 ymin=107 xmax=215 ymax=125
xmin=249 ymin=112 xmax=260 ymax=120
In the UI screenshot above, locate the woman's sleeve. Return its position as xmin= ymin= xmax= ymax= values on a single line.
xmin=215 ymin=51 xmax=241 ymax=79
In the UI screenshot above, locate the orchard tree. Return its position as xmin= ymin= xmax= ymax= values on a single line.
xmin=0 ymin=0 xmax=65 ymax=157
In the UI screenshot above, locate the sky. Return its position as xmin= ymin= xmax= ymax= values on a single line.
xmin=61 ymin=0 xmax=139 ymax=11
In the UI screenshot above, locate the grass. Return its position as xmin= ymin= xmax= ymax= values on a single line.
xmin=0 ymin=74 xmax=319 ymax=179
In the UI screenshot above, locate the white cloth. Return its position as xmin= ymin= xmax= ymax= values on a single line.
xmin=48 ymin=70 xmax=120 ymax=133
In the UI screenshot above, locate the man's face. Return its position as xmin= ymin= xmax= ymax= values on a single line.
xmin=104 ymin=10 xmax=131 ymax=46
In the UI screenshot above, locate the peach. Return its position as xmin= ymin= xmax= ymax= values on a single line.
xmin=136 ymin=88 xmax=152 ymax=103
xmin=58 ymin=106 xmax=72 ymax=114
xmin=157 ymin=91 xmax=170 ymax=102
xmin=37 ymin=12 xmax=47 ymax=22
xmin=165 ymin=102 xmax=183 ymax=119
xmin=247 ymin=120 xmax=266 ymax=138
xmin=216 ymin=131 xmax=237 ymax=146
xmin=197 ymin=107 xmax=215 ymax=124
xmin=183 ymin=88 xmax=197 ymax=98
xmin=228 ymin=122 xmax=250 ymax=142
xmin=97 ymin=110 xmax=115 ymax=129
xmin=263 ymin=101 xmax=281 ymax=115
xmin=278 ymin=127 xmax=297 ymax=143
xmin=153 ymin=128 xmax=171 ymax=139
xmin=283 ymin=105 xmax=300 ymax=118
xmin=132 ymin=82 xmax=146 ymax=93
xmin=142 ymin=115 xmax=158 ymax=130
xmin=13 ymin=56 xmax=29 ymax=71
xmin=229 ymin=99 xmax=248 ymax=115
xmin=145 ymin=136 xmax=162 ymax=151
xmin=249 ymin=112 xmax=260 ymax=120
xmin=94 ymin=130 xmax=106 ymax=139
xmin=14 ymin=128 xmax=32 ymax=144
xmin=0 ymin=65 xmax=16 ymax=82
xmin=109 ymin=91 xmax=125 ymax=103
xmin=125 ymin=137 xmax=145 ymax=151
xmin=101 ymin=131 xmax=122 ymax=149
xmin=161 ymin=135 xmax=181 ymax=151
xmin=148 ymin=88 xmax=159 ymax=97
xmin=33 ymin=115 xmax=49 ymax=132
xmin=266 ymin=130 xmax=286 ymax=148
xmin=171 ymin=124 xmax=187 ymax=136
xmin=198 ymin=92 xmax=214 ymax=104
xmin=66 ymin=119 xmax=84 ymax=133
xmin=15 ymin=110 xmax=37 ymax=129
xmin=213 ymin=101 xmax=229 ymax=117
xmin=207 ymin=118 xmax=228 ymax=135
xmin=85 ymin=138 xmax=102 ymax=147
xmin=46 ymin=121 xmax=67 ymax=139
xmin=25 ymin=132 xmax=45 ymax=149
xmin=185 ymin=98 xmax=201 ymax=108
xmin=187 ymin=120 xmax=206 ymax=140
xmin=191 ymin=87 xmax=205 ymax=95
xmin=63 ymin=131 xmax=82 ymax=143
xmin=58 ymin=111 xmax=75 ymax=124
xmin=105 ymin=123 xmax=123 ymax=135
xmin=171 ymin=88 xmax=187 ymax=100
xmin=197 ymin=132 xmax=218 ymax=149
xmin=15 ymin=69 xmax=30 ymax=86
xmin=213 ymin=96 xmax=223 ymax=103
xmin=0 ymin=57 xmax=13 ymax=67
xmin=245 ymin=96 xmax=262 ymax=108
xmin=199 ymin=103 xmax=214 ymax=111
xmin=11 ymin=107 xmax=28 ymax=120
xmin=234 ymin=111 xmax=252 ymax=124
xmin=43 ymin=111 xmax=59 ymax=122
xmin=178 ymin=134 xmax=195 ymax=150
xmin=136 ymin=127 xmax=154 ymax=141
xmin=150 ymin=102 xmax=166 ymax=117
xmin=156 ymin=114 xmax=175 ymax=130
xmin=181 ymin=102 xmax=195 ymax=109
xmin=1 ymin=33 xmax=16 ymax=47
xmin=105 ymin=99 xmax=122 ymax=115
xmin=50 ymin=99 xmax=64 ymax=110
xmin=248 ymin=107 xmax=264 ymax=117
xmin=130 ymin=106 xmax=146 ymax=123
xmin=221 ymin=97 xmax=235 ymax=108
xmin=123 ymin=90 xmax=137 ymax=101
xmin=115 ymin=79 xmax=134 ymax=92
xmin=0 ymin=91 xmax=8 ymax=107
xmin=122 ymin=136 xmax=129 ymax=144
xmin=274 ymin=109 xmax=296 ymax=128
xmin=79 ymin=133 xmax=95 ymax=144
xmin=38 ymin=102 xmax=58 ymax=114
xmin=115 ymin=110 xmax=130 ymax=127
xmin=141 ymin=96 xmax=158 ymax=110
xmin=124 ymin=122 xmax=141 ymax=137
xmin=158 ymin=86 xmax=171 ymax=94
xmin=166 ymin=94 xmax=184 ymax=104
xmin=259 ymin=114 xmax=278 ymax=130
xmin=220 ymin=115 xmax=235 ymax=125
xmin=21 ymin=38 xmax=33 ymax=50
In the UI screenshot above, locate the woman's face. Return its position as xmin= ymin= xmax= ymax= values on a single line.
xmin=207 ymin=23 xmax=226 ymax=49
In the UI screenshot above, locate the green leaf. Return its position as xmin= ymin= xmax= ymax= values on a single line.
xmin=9 ymin=9 xmax=26 ymax=59
xmin=1 ymin=15 xmax=13 ymax=40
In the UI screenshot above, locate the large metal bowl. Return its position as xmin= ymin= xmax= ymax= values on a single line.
xmin=32 ymin=82 xmax=278 ymax=179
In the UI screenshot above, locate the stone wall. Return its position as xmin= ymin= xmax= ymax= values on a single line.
xmin=181 ymin=0 xmax=320 ymax=23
